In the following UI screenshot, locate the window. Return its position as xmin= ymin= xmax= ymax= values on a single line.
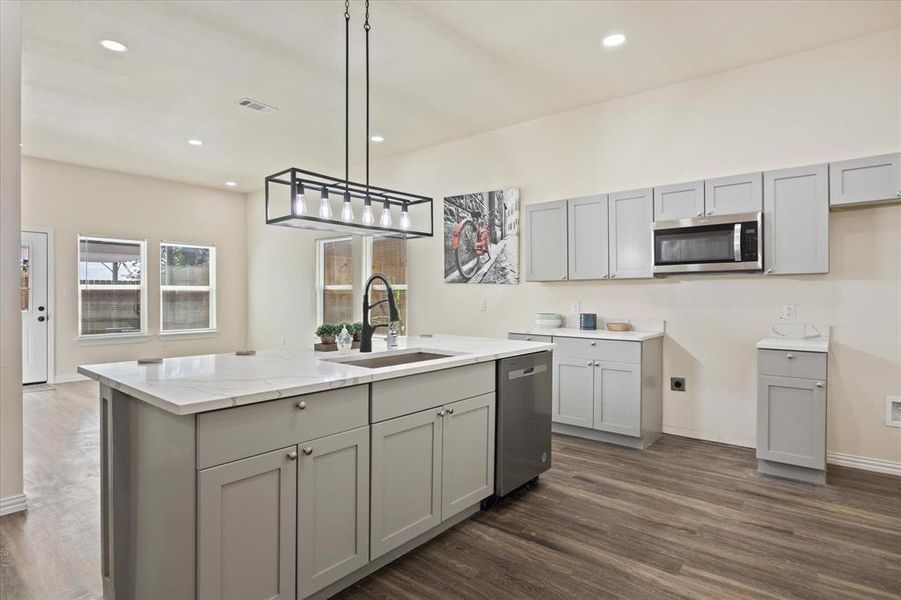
xmin=160 ymin=243 xmax=217 ymax=333
xmin=365 ymin=237 xmax=408 ymax=335
xmin=317 ymin=237 xmax=354 ymax=324
xmin=78 ymin=236 xmax=147 ymax=337
xmin=20 ymin=244 xmax=30 ymax=311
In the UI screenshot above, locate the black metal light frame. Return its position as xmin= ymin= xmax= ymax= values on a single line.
xmin=265 ymin=1 xmax=433 ymax=239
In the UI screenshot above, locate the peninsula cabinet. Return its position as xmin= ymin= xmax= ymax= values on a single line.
xmin=609 ymin=188 xmax=654 ymax=279
xmin=524 ymin=199 xmax=568 ymax=281
xmin=653 ymin=180 xmax=705 ymax=221
xmin=763 ymin=163 xmax=829 ymax=275
xmin=829 ymin=152 xmax=901 ymax=208
xmin=704 ymin=172 xmax=763 ymax=216
xmin=567 ymin=194 xmax=609 ymax=279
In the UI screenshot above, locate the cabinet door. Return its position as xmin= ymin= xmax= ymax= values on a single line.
xmin=764 ymin=164 xmax=829 ymax=275
xmin=297 ymin=427 xmax=369 ymax=599
xmin=198 ymin=447 xmax=297 ymax=600
xmin=704 ymin=172 xmax=762 ymax=216
xmin=829 ymin=152 xmax=900 ymax=207
xmin=567 ymin=195 xmax=609 ymax=279
xmin=653 ymin=181 xmax=704 ymax=221
xmin=441 ymin=393 xmax=496 ymax=520
xmin=608 ymin=188 xmax=653 ymax=279
xmin=757 ymin=375 xmax=826 ymax=470
xmin=553 ymin=355 xmax=595 ymax=428
xmin=593 ymin=361 xmax=641 ymax=437
xmin=525 ymin=200 xmax=568 ymax=281
xmin=370 ymin=408 xmax=442 ymax=560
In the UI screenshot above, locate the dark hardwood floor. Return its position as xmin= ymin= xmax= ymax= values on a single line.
xmin=2 ymin=381 xmax=899 ymax=599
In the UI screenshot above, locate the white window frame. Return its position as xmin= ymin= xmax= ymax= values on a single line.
xmin=316 ymin=236 xmax=354 ymax=325
xmin=76 ymin=235 xmax=148 ymax=341
xmin=159 ymin=242 xmax=217 ymax=336
xmin=363 ymin=237 xmax=408 ymax=333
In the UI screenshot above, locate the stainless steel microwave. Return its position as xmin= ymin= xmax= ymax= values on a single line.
xmin=653 ymin=212 xmax=762 ymax=274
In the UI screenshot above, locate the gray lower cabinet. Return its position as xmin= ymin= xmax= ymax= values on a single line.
xmin=441 ymin=394 xmax=496 ymax=520
xmin=567 ymin=195 xmax=609 ymax=279
xmin=508 ymin=332 xmax=553 ymax=343
xmin=763 ymin=163 xmax=829 ymax=275
xmin=593 ymin=361 xmax=641 ymax=437
xmin=609 ymin=188 xmax=653 ymax=279
xmin=704 ymin=172 xmax=762 ymax=216
xmin=552 ymin=355 xmax=595 ymax=428
xmin=757 ymin=375 xmax=826 ymax=470
xmin=829 ymin=152 xmax=901 ymax=208
xmin=653 ymin=180 xmax=705 ymax=221
xmin=297 ymin=426 xmax=370 ymax=598
xmin=525 ymin=199 xmax=568 ymax=281
xmin=198 ymin=446 xmax=297 ymax=600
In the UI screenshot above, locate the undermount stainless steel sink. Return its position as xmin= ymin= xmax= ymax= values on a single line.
xmin=327 ymin=352 xmax=454 ymax=369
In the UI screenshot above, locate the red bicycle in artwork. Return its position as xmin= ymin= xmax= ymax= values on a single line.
xmin=451 ymin=210 xmax=491 ymax=280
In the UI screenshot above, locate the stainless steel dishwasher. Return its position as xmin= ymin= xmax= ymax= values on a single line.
xmin=493 ymin=350 xmax=553 ymax=498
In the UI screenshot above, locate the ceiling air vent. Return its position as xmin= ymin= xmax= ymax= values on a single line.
xmin=236 ymin=97 xmax=277 ymax=113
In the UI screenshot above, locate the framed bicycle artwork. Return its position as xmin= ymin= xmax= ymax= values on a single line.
xmin=443 ymin=188 xmax=520 ymax=284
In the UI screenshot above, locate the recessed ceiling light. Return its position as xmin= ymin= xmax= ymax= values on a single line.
xmin=187 ymin=139 xmax=203 ymax=146
xmin=370 ymin=135 xmax=385 ymax=143
xmin=602 ymin=33 xmax=626 ymax=48
xmin=100 ymin=39 xmax=129 ymax=53
xmin=225 ymin=181 xmax=237 ymax=187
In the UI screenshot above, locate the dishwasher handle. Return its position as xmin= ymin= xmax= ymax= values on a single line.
xmin=507 ymin=363 xmax=548 ymax=380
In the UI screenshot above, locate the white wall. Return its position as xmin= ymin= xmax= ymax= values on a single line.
xmin=22 ymin=157 xmax=248 ymax=379
xmin=248 ymin=29 xmax=901 ymax=463
xmin=1 ymin=0 xmax=24 ymax=507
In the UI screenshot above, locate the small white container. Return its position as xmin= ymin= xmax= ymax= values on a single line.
xmin=535 ymin=312 xmax=563 ymax=328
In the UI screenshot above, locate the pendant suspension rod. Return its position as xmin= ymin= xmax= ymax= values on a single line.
xmin=364 ymin=0 xmax=370 ymax=199
xmin=344 ymin=0 xmax=350 ymax=196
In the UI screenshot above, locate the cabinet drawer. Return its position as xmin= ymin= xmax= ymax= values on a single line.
xmin=508 ymin=333 xmax=553 ymax=343
xmin=554 ymin=336 xmax=641 ymax=364
xmin=757 ymin=349 xmax=827 ymax=380
xmin=372 ymin=362 xmax=495 ymax=423
xmin=196 ymin=385 xmax=368 ymax=469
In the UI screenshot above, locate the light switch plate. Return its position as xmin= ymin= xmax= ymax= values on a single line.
xmin=887 ymin=396 xmax=901 ymax=428
xmin=478 ymin=299 xmax=487 ymax=312
xmin=570 ymin=302 xmax=580 ymax=315
xmin=779 ymin=304 xmax=796 ymax=321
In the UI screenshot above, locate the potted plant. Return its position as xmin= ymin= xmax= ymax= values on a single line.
xmin=315 ymin=323 xmax=339 ymax=345
xmin=349 ymin=322 xmax=363 ymax=342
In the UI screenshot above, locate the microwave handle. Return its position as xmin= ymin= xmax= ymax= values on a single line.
xmin=734 ymin=223 xmax=742 ymax=262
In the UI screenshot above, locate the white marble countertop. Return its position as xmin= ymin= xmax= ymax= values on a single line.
xmin=510 ymin=327 xmax=664 ymax=342
xmin=756 ymin=337 xmax=830 ymax=353
xmin=78 ymin=334 xmax=554 ymax=416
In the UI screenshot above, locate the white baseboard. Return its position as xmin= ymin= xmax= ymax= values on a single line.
xmin=662 ymin=425 xmax=755 ymax=449
xmin=52 ymin=373 xmax=90 ymax=384
xmin=0 ymin=493 xmax=28 ymax=517
xmin=827 ymin=452 xmax=901 ymax=477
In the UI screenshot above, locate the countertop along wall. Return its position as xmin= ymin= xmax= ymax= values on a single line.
xmin=21 ymin=157 xmax=248 ymax=380
xmin=277 ymin=29 xmax=899 ymax=464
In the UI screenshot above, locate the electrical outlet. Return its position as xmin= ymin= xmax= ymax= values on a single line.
xmin=670 ymin=377 xmax=686 ymax=392
xmin=570 ymin=302 xmax=580 ymax=315
xmin=478 ymin=299 xmax=487 ymax=312
xmin=779 ymin=304 xmax=796 ymax=321
xmin=887 ymin=396 xmax=901 ymax=428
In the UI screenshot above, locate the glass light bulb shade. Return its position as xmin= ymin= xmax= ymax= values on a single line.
xmin=399 ymin=208 xmax=412 ymax=230
xmin=361 ymin=204 xmax=375 ymax=226
xmin=341 ymin=200 xmax=354 ymax=222
xmin=294 ymin=193 xmax=307 ymax=215
xmin=319 ymin=196 xmax=333 ymax=219
xmin=379 ymin=205 xmax=392 ymax=227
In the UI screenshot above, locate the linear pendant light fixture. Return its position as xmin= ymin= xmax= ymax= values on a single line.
xmin=265 ymin=0 xmax=433 ymax=238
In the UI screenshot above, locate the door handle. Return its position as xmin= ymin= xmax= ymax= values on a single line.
xmin=38 ymin=306 xmax=45 ymax=312
xmin=815 ymin=382 xmax=824 ymax=388
xmin=37 ymin=316 xmax=46 ymax=322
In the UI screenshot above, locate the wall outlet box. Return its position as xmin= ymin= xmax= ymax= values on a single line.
xmin=570 ymin=302 xmax=580 ymax=315
xmin=670 ymin=377 xmax=686 ymax=392
xmin=779 ymin=304 xmax=796 ymax=321
xmin=887 ymin=396 xmax=901 ymax=428
xmin=478 ymin=299 xmax=487 ymax=312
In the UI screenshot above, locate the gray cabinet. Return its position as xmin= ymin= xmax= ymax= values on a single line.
xmin=757 ymin=375 xmax=826 ymax=470
xmin=370 ymin=408 xmax=442 ymax=560
xmin=763 ymin=164 xmax=829 ymax=275
xmin=567 ymin=195 xmax=609 ymax=279
xmin=704 ymin=172 xmax=762 ymax=215
xmin=297 ymin=426 xmax=369 ymax=598
xmin=608 ymin=188 xmax=653 ymax=279
xmin=653 ymin=180 xmax=704 ymax=221
xmin=198 ymin=446 xmax=297 ymax=600
xmin=441 ymin=394 xmax=495 ymax=520
xmin=593 ymin=361 xmax=641 ymax=437
xmin=829 ymin=152 xmax=900 ymax=208
xmin=552 ymin=355 xmax=595 ymax=428
xmin=525 ymin=200 xmax=568 ymax=281
xmin=508 ymin=332 xmax=553 ymax=343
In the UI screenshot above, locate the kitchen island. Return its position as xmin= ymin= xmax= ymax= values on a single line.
xmin=78 ymin=334 xmax=554 ymax=600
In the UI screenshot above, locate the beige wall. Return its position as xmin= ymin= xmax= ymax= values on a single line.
xmin=22 ymin=157 xmax=248 ymax=379
xmin=1 ymin=0 xmax=24 ymax=504
xmin=248 ymin=29 xmax=901 ymax=463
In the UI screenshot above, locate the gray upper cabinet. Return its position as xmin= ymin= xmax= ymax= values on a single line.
xmin=763 ymin=164 xmax=829 ymax=275
xmin=567 ymin=195 xmax=609 ymax=279
xmin=441 ymin=393 xmax=495 ymax=521
xmin=370 ymin=408 xmax=442 ymax=560
xmin=757 ymin=374 xmax=826 ymax=470
xmin=829 ymin=152 xmax=901 ymax=208
xmin=552 ymin=355 xmax=595 ymax=428
xmin=653 ymin=181 xmax=704 ymax=221
xmin=198 ymin=446 xmax=297 ymax=600
xmin=297 ymin=426 xmax=370 ymax=599
xmin=609 ymin=188 xmax=653 ymax=279
xmin=593 ymin=361 xmax=641 ymax=437
xmin=704 ymin=172 xmax=763 ymax=216
xmin=525 ymin=200 xmax=568 ymax=281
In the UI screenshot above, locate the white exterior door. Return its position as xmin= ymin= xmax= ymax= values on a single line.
xmin=21 ymin=230 xmax=49 ymax=384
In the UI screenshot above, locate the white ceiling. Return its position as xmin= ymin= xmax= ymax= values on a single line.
xmin=22 ymin=1 xmax=901 ymax=192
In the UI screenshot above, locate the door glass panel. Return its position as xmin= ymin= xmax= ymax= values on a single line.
xmin=20 ymin=245 xmax=30 ymax=311
xmin=655 ymin=225 xmax=734 ymax=264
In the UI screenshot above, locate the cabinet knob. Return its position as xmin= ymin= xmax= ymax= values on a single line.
xmin=296 ymin=401 xmax=307 ymax=410
xmin=602 ymin=274 xmax=608 ymax=279
xmin=696 ymin=211 xmax=702 ymax=217
xmin=303 ymin=447 xmax=313 ymax=455
xmin=816 ymin=382 xmax=824 ymax=388
xmin=786 ymin=353 xmax=795 ymax=359
xmin=287 ymin=450 xmax=298 ymax=460
xmin=447 ymin=407 xmax=454 ymax=415
xmin=707 ymin=211 xmax=713 ymax=215
xmin=560 ymin=275 xmax=566 ymax=280
xmin=589 ymin=341 xmax=596 ymax=346
xmin=437 ymin=409 xmax=446 ymax=417
xmin=610 ymin=274 xmax=616 ymax=278
xmin=525 ymin=337 xmax=531 ymax=341
xmin=765 ymin=269 xmax=773 ymax=274
xmin=586 ymin=360 xmax=593 ymax=366
xmin=594 ymin=361 xmax=600 ymax=367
